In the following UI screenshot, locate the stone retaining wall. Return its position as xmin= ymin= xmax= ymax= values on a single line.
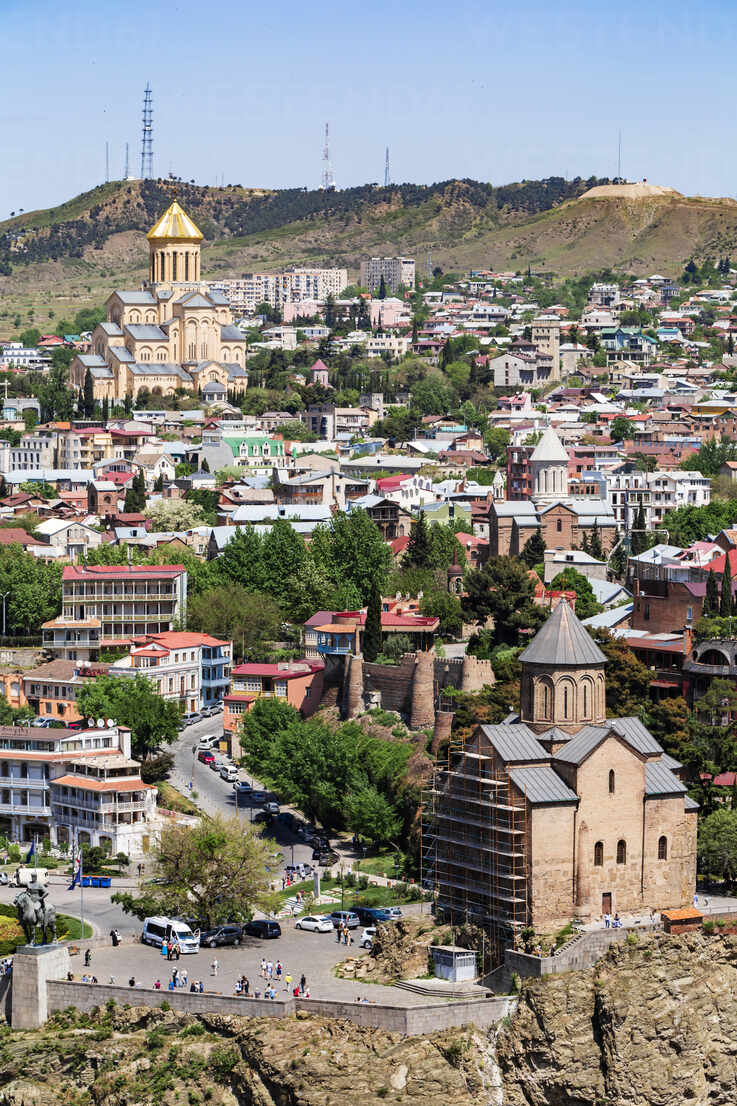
xmin=44 ymin=980 xmax=515 ymax=1035
xmin=504 ymin=923 xmax=661 ymax=980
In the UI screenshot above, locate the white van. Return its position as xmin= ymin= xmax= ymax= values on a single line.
xmin=197 ymin=735 xmax=220 ymax=751
xmin=13 ymin=867 xmax=49 ymax=888
xmin=219 ymin=764 xmax=238 ymax=783
xmin=141 ymin=916 xmax=200 ymax=954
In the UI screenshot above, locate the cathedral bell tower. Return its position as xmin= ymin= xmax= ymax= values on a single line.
xmin=146 ymin=199 xmax=203 ymax=286
xmin=518 ymin=599 xmax=607 ymax=735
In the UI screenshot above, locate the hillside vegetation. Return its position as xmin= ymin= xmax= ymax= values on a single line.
xmin=3 ymin=174 xmax=737 ymax=328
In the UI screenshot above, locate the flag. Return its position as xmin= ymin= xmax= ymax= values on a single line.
xmin=68 ymin=850 xmax=82 ymax=891
xmin=25 ymin=842 xmax=34 ymax=864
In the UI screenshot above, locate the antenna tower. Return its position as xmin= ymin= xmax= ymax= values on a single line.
xmin=384 ymin=146 xmax=390 ymax=187
xmin=124 ymin=142 xmax=129 ymax=180
xmin=321 ymin=123 xmax=334 ymax=190
xmin=140 ymin=83 xmax=153 ymax=180
xmin=105 ymin=142 xmax=109 ymax=183
xmin=617 ymin=129 xmax=622 ymax=182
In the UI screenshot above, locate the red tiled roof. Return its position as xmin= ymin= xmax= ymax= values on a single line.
xmin=62 ymin=565 xmax=185 ymax=580
xmin=231 ymin=660 xmax=320 ymax=678
xmin=51 ymin=774 xmax=154 ymax=793
xmin=0 ymin=528 xmax=33 ymax=546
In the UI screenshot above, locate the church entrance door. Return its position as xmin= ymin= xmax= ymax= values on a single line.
xmin=602 ymin=892 xmax=612 ymax=914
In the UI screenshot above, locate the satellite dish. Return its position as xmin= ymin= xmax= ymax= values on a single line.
xmin=106 ymin=718 xmax=115 ymax=728
xmin=87 ymin=718 xmax=96 ymax=728
xmin=96 ymin=718 xmax=105 ymax=729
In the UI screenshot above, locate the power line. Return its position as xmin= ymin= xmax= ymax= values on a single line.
xmin=140 ymin=83 xmax=153 ymax=179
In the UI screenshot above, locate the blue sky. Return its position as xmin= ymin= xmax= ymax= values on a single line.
xmin=2 ymin=0 xmax=736 ymax=216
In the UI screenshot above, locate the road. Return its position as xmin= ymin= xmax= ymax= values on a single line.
xmin=169 ymin=715 xmax=321 ymax=874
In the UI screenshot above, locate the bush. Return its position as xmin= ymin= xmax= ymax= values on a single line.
xmin=7 ymin=845 xmax=20 ymax=862
xmin=703 ymin=919 xmax=716 ymax=934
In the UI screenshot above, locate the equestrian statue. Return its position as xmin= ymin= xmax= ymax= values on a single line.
xmin=14 ymin=875 xmax=57 ymax=945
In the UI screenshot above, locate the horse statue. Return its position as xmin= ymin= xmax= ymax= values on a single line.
xmin=14 ymin=881 xmax=56 ymax=946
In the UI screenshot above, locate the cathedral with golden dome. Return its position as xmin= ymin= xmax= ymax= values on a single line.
xmin=70 ymin=200 xmax=248 ymax=402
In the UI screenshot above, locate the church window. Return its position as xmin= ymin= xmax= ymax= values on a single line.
xmin=583 ymin=684 xmax=588 ymax=717
xmin=658 ymin=836 xmax=668 ymax=860
xmin=543 ymin=683 xmax=550 ymax=717
xmin=173 ymin=253 xmax=178 ymax=281
xmin=594 ymin=841 xmax=603 ymax=866
xmin=608 ymin=769 xmax=615 ymax=794
xmin=556 ymin=519 xmax=562 ymax=532
xmin=563 ymin=685 xmax=569 ymax=717
xmin=185 ymin=252 xmax=189 ymax=281
xmin=616 ymin=840 xmax=626 ymax=864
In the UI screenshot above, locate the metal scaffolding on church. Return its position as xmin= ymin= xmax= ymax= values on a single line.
xmin=421 ymin=729 xmax=529 ymax=966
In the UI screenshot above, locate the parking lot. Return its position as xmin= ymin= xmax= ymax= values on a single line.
xmin=72 ymin=922 xmax=429 ymax=1006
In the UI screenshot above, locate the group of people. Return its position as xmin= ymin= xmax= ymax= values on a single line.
xmin=603 ymin=913 xmax=623 ymax=929
xmin=0 ymin=958 xmax=12 ymax=976
xmin=335 ymin=924 xmax=353 ymax=946
xmin=258 ymin=958 xmax=309 ymax=997
xmin=161 ymin=938 xmax=181 ymax=960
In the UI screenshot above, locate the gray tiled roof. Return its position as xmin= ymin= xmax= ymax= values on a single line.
xmin=610 ymin=717 xmax=662 ymax=756
xmin=99 ymin=321 xmax=124 ymax=336
xmin=684 ymin=795 xmax=700 ymax=811
xmin=477 ymin=723 xmax=548 ymax=763
xmin=108 ymin=346 xmax=135 ymax=363
xmin=660 ymin=752 xmax=683 ymax=771
xmin=76 ymin=354 xmax=106 ymax=367
xmin=519 ymin=600 xmax=607 ymax=667
xmin=553 ymin=726 xmax=609 ymax=765
xmin=645 ymin=761 xmax=687 ymax=797
xmin=509 ymin=765 xmax=579 ymax=805
xmin=125 ymin=324 xmax=168 ymax=340
xmin=90 ymin=366 xmax=114 ymax=379
xmin=113 ymin=291 xmax=156 ymax=305
xmin=220 ymin=324 xmax=246 ymax=342
xmin=175 ymin=292 xmax=213 ymax=308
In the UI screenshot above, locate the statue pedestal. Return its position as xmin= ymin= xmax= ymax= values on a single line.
xmin=11 ymin=944 xmax=70 ymax=1029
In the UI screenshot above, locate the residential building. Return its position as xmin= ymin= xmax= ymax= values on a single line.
xmin=364 ymin=333 xmax=411 ymax=359
xmin=23 ymin=660 xmax=108 ymax=724
xmin=207 ymin=268 xmax=348 ymax=313
xmin=359 ymin=257 xmax=415 ymax=293
xmin=0 ymin=721 xmax=156 ymax=854
xmin=33 ymin=519 xmax=104 ymax=561
xmin=423 ymin=601 xmax=696 ymax=962
xmin=600 ymin=328 xmax=657 ymax=366
xmin=303 ymin=404 xmax=377 ymax=439
xmin=303 ymin=605 xmax=439 ymax=659
xmin=60 ymin=564 xmax=187 ymax=645
xmin=531 ymin=314 xmax=561 ymax=378
xmin=109 ymin=631 xmax=231 ymax=714
xmin=223 ymin=659 xmax=324 ymax=749
xmin=604 ymin=469 xmax=710 ymax=530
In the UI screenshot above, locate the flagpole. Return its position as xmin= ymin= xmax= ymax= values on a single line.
xmin=80 ymin=834 xmax=84 ymax=943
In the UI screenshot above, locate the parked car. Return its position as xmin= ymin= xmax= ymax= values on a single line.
xmin=328 ymin=910 xmax=360 ymax=929
xmin=209 ymin=758 xmax=224 ymax=771
xmin=179 ymin=712 xmax=202 ymax=729
xmin=141 ymin=916 xmax=200 ymax=953
xmin=243 ymin=919 xmax=281 ymax=939
xmin=385 ymin=907 xmax=403 ymax=919
xmin=220 ymin=765 xmax=239 ymax=782
xmin=359 ymin=926 xmax=376 ymax=949
xmin=263 ymin=801 xmax=279 ymax=815
xmin=313 ymin=848 xmax=340 ymax=865
xmin=197 ymin=750 xmax=215 ymax=765
xmin=197 ymin=735 xmax=220 ymax=750
xmin=31 ymin=718 xmax=66 ymax=729
xmin=285 ymin=863 xmax=312 ymax=879
xmin=354 ymin=906 xmax=394 ymax=925
xmin=251 ymin=790 xmax=266 ymax=803
xmin=200 ymin=704 xmax=220 ymax=718
xmin=233 ymin=781 xmax=252 ymax=794
xmin=295 ymin=915 xmax=333 ymax=933
xmin=199 ymin=923 xmax=243 ymax=947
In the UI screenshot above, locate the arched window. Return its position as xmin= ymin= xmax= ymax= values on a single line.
xmin=543 ymin=683 xmax=550 ymax=718
xmin=608 ymin=769 xmax=615 ymax=794
xmin=563 ymin=685 xmax=569 ymax=717
xmin=583 ymin=684 xmax=588 ymax=717
xmin=658 ymin=835 xmax=668 ymax=860
xmin=594 ymin=841 xmax=603 ymax=866
xmin=616 ymin=839 xmax=626 ymax=864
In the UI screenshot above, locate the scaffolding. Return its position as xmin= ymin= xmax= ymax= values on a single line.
xmin=421 ymin=731 xmax=529 ymax=966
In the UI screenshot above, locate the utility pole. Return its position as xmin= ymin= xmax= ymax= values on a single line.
xmin=384 ymin=146 xmax=390 ymax=187
xmin=124 ymin=142 xmax=130 ymax=180
xmin=0 ymin=592 xmax=9 ymax=636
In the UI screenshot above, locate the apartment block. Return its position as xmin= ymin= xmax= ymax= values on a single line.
xmin=60 ymin=565 xmax=187 ymax=645
xmin=359 ymin=257 xmax=416 ymax=293
xmin=109 ymin=631 xmax=232 ymax=714
xmin=0 ymin=722 xmax=156 ymax=855
xmin=207 ymin=267 xmax=348 ymax=314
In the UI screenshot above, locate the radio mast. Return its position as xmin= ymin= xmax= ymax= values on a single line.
xmin=140 ymin=83 xmax=153 ymax=179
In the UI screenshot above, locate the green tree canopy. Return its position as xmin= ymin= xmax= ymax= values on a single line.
xmin=698 ymin=808 xmax=737 ymax=882
xmin=550 ymin=567 xmax=603 ymax=621
xmin=76 ymin=673 xmax=180 ymax=759
xmin=520 ymin=527 xmax=546 ymax=569
xmin=310 ymin=509 xmax=391 ymax=603
xmin=462 ymin=556 xmax=547 ymax=647
xmin=187 ymin=585 xmax=281 ymax=661
xmin=610 ymin=416 xmax=635 ymax=443
xmin=363 ymin=581 xmax=382 ymax=662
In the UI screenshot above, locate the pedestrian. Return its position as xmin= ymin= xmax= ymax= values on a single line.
xmin=604 ymin=912 xmax=611 ymax=929
xmin=211 ymin=958 xmax=219 ymax=977
xmin=128 ymin=976 xmax=136 ymax=988
xmin=154 ymin=979 xmax=161 ymax=990
xmin=343 ymin=927 xmax=349 ymax=946
xmin=137 ymin=863 xmax=142 ymax=878
xmin=304 ymin=986 xmax=310 ymax=998
xmin=266 ymin=960 xmax=273 ymax=979
xmin=275 ymin=960 xmax=282 ymax=980
xmin=180 ymin=969 xmax=188 ymax=988
xmin=174 ymin=942 xmax=181 ymax=960
xmin=172 ymin=967 xmax=178 ymax=986
xmin=293 ymin=985 xmax=300 ymax=997
xmin=84 ymin=949 xmax=92 ymax=967
xmin=300 ymin=973 xmax=306 ymax=994
xmin=260 ymin=958 xmax=266 ymax=979
xmin=284 ymin=972 xmax=292 ymax=992
xmin=110 ymin=929 xmax=119 ymax=947
xmin=190 ymin=981 xmax=197 ymax=993
xmin=168 ymin=979 xmax=175 ymax=991
xmin=161 ymin=938 xmax=169 ymax=959
xmin=244 ymin=977 xmax=249 ymax=996
xmin=198 ymin=981 xmax=204 ymax=994
xmin=336 ymin=924 xmax=342 ymax=944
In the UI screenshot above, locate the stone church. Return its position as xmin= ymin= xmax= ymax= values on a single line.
xmin=425 ymin=601 xmax=697 ymax=955
xmin=70 ymin=200 xmax=248 ymax=402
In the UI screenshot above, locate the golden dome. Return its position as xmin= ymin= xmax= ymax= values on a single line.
xmin=147 ymin=200 xmax=203 ymax=242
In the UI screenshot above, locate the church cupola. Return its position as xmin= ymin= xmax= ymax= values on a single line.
xmin=529 ymin=425 xmax=569 ymax=503
xmin=147 ymin=199 xmax=203 ymax=285
xmin=518 ymin=599 xmax=607 ymax=734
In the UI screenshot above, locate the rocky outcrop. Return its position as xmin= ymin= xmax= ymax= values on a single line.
xmin=497 ymin=931 xmax=737 ymax=1106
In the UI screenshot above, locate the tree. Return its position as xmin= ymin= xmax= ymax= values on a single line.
xmin=551 ymin=568 xmax=602 ymax=620
xmin=144 ymin=498 xmax=207 ymax=532
xmin=76 ymin=673 xmax=180 ymax=759
xmin=420 ymin=589 xmax=463 ymax=638
xmin=153 ymin=473 xmax=164 ymax=493
xmin=378 ymin=275 xmax=387 ymax=299
xmin=630 ymin=504 xmax=648 ymax=556
xmin=112 ymin=815 xmax=273 ymax=926
xmin=260 ymin=519 xmax=307 ymax=597
xmin=215 ymin=525 xmax=264 ymax=591
xmin=610 ymin=417 xmax=635 ymax=443
xmin=722 ymin=558 xmax=734 ymax=618
xmin=589 ymin=629 xmax=650 ymax=717
xmin=698 ymin=808 xmax=737 ymax=882
xmin=363 ymin=581 xmax=382 ymax=662
xmin=310 ymin=510 xmax=391 ymax=603
xmin=345 ymin=786 xmax=401 ymax=846
xmin=588 ymin=521 xmax=604 ymax=561
xmin=462 ymin=556 xmax=547 ymax=647
xmin=83 ymin=368 xmax=95 ymax=419
xmin=403 ymin=510 xmax=432 ymax=569
xmin=0 ymin=546 xmax=62 ymax=635
xmin=484 ymin=427 xmax=510 ymax=463
xmin=705 ymin=568 xmax=720 ymax=617
xmin=187 ymin=585 xmax=281 ymax=660
xmin=520 ymin=527 xmax=546 ymax=569
xmin=124 ymin=471 xmax=146 ymax=513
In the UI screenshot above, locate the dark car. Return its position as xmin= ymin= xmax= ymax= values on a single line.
xmin=328 ymin=910 xmax=360 ymax=929
xmin=243 ymin=920 xmax=281 ymax=939
xmin=312 ymin=848 xmax=340 ymax=865
xmin=200 ymin=923 xmax=243 ymax=948
xmin=354 ymin=906 xmax=394 ymax=925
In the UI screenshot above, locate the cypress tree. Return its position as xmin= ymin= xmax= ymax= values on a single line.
xmin=705 ymin=568 xmax=720 ymax=617
xmin=83 ymin=369 xmax=95 ymax=419
xmin=721 ymin=558 xmax=733 ymax=618
xmin=363 ymin=582 xmax=382 ymax=662
xmin=589 ymin=520 xmax=604 ymax=561
xmin=378 ymin=275 xmax=387 ymax=300
xmin=580 ymin=531 xmax=590 ymax=555
xmin=520 ymin=527 xmax=546 ymax=569
xmin=630 ymin=505 xmax=648 ymax=556
xmin=403 ymin=510 xmax=432 ymax=569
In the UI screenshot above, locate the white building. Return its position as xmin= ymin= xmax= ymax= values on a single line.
xmin=208 ymin=267 xmax=348 ymax=313
xmin=604 ymin=469 xmax=711 ymax=530
xmin=365 ymin=333 xmax=411 ymax=359
xmin=359 ymin=257 xmax=415 ymax=293
xmin=108 ymin=631 xmax=231 ymax=714
xmin=0 ymin=722 xmax=157 ymax=855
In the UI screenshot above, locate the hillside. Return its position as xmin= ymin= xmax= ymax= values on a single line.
xmin=2 ymin=174 xmax=737 ymax=326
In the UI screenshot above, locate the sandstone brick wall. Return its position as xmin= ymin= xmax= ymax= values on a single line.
xmin=529 ymin=804 xmax=575 ymax=930
xmin=363 ymin=655 xmax=416 ymax=714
